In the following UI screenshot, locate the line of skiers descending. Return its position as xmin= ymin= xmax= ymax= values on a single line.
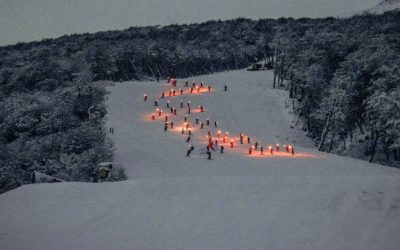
xmin=146 ymin=77 xmax=296 ymax=159
xmin=160 ymin=78 xmax=216 ymax=99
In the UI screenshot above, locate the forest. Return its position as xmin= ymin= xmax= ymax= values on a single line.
xmin=0 ymin=11 xmax=399 ymax=193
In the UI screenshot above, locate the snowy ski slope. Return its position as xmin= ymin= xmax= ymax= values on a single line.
xmin=1 ymin=69 xmax=399 ymax=250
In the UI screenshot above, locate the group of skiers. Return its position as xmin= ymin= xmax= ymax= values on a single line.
xmin=145 ymin=77 xmax=297 ymax=159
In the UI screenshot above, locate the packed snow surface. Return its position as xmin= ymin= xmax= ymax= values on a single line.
xmin=1 ymin=69 xmax=400 ymax=250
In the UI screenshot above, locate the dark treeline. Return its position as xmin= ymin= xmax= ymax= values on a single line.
xmin=270 ymin=11 xmax=400 ymax=166
xmin=0 ymin=12 xmax=399 ymax=193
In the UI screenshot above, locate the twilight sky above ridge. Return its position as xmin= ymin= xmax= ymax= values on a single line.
xmin=0 ymin=0 xmax=379 ymax=46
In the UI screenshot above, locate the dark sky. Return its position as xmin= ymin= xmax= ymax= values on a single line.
xmin=0 ymin=0 xmax=379 ymax=46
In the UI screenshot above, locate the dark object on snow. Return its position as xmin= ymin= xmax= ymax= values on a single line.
xmin=247 ymin=63 xmax=263 ymax=71
xmin=200 ymin=122 xmax=204 ymax=129
xmin=154 ymin=100 xmax=158 ymax=106
xmin=224 ymin=85 xmax=227 ymax=91
xmin=186 ymin=136 xmax=191 ymax=142
xmin=186 ymin=145 xmax=194 ymax=157
xmin=220 ymin=145 xmax=224 ymax=153
xmin=207 ymin=151 xmax=212 ymax=160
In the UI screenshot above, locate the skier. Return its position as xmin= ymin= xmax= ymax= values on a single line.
xmin=186 ymin=136 xmax=191 ymax=143
xmin=188 ymin=129 xmax=192 ymax=136
xmin=217 ymin=130 xmax=221 ymax=138
xmin=187 ymin=107 xmax=191 ymax=114
xmin=184 ymin=115 xmax=187 ymax=122
xmin=186 ymin=145 xmax=194 ymax=157
xmin=239 ymin=133 xmax=244 ymax=144
xmin=255 ymin=142 xmax=258 ymax=151
xmin=276 ymin=144 xmax=280 ymax=152
xmin=185 ymin=80 xmax=189 ymax=87
xmin=260 ymin=146 xmax=264 ymax=155
xmin=224 ymin=85 xmax=227 ymax=91
xmin=170 ymin=122 xmax=174 ymax=129
xmin=289 ymin=145 xmax=295 ymax=155
xmin=200 ymin=105 xmax=204 ymax=112
xmin=180 ymin=88 xmax=183 ymax=95
xmin=158 ymin=109 xmax=162 ymax=116
xmin=151 ymin=113 xmax=155 ymax=120
xmin=269 ymin=145 xmax=273 ymax=155
xmin=195 ymin=117 xmax=199 ymax=124
xmin=154 ymin=99 xmax=158 ymax=106
xmin=249 ymin=146 xmax=252 ymax=155
xmin=284 ymin=144 xmax=289 ymax=153
xmin=165 ymin=115 xmax=168 ymax=122
xmin=192 ymin=81 xmax=196 ymax=87
xmin=230 ymin=140 xmax=234 ymax=148
xmin=200 ymin=81 xmax=204 ymax=88
xmin=190 ymin=87 xmax=194 ymax=93
xmin=164 ymin=122 xmax=168 ymax=132
xmin=207 ymin=151 xmax=212 ymax=160
xmin=200 ymin=122 xmax=204 ymax=129
xmin=206 ymin=118 xmax=210 ymax=126
xmin=173 ymin=89 xmax=176 ymax=96
xmin=161 ymin=92 xmax=165 ymax=99
xmin=173 ymin=108 xmax=177 ymax=115
xmin=180 ymin=100 xmax=183 ymax=108
xmin=168 ymin=90 xmax=172 ymax=97
xmin=167 ymin=77 xmax=171 ymax=83
xmin=187 ymin=101 xmax=191 ymax=108
xmin=208 ymin=85 xmax=211 ymax=92
xmin=144 ymin=94 xmax=148 ymax=101
xmin=215 ymin=139 xmax=218 ymax=147
xmin=170 ymin=107 xmax=173 ymax=113
xmin=214 ymin=121 xmax=218 ymax=128
xmin=247 ymin=136 xmax=251 ymax=144
xmin=220 ymin=145 xmax=224 ymax=153
xmin=181 ymin=127 xmax=185 ymax=134
xmin=167 ymin=101 xmax=170 ymax=108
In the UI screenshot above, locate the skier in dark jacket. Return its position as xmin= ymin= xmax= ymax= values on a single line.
xmin=154 ymin=99 xmax=158 ymax=106
xmin=224 ymin=85 xmax=227 ymax=91
xmin=186 ymin=145 xmax=194 ymax=156
xmin=144 ymin=94 xmax=148 ymax=101
xmin=220 ymin=145 xmax=224 ymax=153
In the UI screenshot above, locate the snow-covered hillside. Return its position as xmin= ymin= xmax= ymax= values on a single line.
xmin=367 ymin=0 xmax=400 ymax=14
xmin=340 ymin=0 xmax=400 ymax=17
xmin=1 ymin=69 xmax=400 ymax=250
